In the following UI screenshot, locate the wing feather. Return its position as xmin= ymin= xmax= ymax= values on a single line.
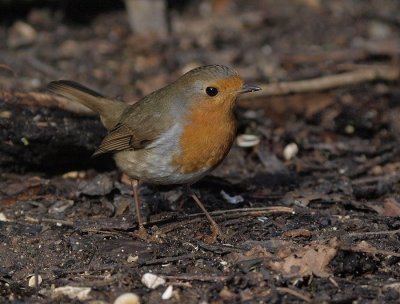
xmin=93 ymin=123 xmax=154 ymax=156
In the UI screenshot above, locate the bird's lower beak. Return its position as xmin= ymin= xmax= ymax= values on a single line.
xmin=239 ymin=84 xmax=261 ymax=94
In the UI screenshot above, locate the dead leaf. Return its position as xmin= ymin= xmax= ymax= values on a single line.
xmin=267 ymin=239 xmax=338 ymax=278
xmin=382 ymin=198 xmax=400 ymax=217
xmin=243 ymin=245 xmax=273 ymax=259
xmin=352 ymin=241 xmax=377 ymax=253
xmin=225 ymin=244 xmax=274 ymax=265
xmin=346 ymin=240 xmax=400 ymax=258
xmin=282 ymin=229 xmax=313 ymax=238
xmin=1 ymin=176 xmax=43 ymax=198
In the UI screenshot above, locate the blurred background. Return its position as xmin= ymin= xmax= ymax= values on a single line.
xmin=1 ymin=0 xmax=398 ymax=99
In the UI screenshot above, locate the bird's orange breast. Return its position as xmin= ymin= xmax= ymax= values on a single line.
xmin=172 ymin=100 xmax=237 ymax=174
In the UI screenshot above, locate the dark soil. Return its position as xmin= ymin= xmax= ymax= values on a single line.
xmin=1 ymin=0 xmax=400 ymax=303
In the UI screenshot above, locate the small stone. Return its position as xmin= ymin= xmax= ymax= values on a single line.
xmin=344 ymin=125 xmax=355 ymax=134
xmin=7 ymin=21 xmax=37 ymax=48
xmin=58 ymin=40 xmax=81 ymax=58
xmin=127 ymin=255 xmax=138 ymax=263
xmin=219 ymin=286 xmax=236 ymax=301
xmin=113 ymin=292 xmax=141 ymax=304
xmin=28 ymin=275 xmax=42 ymax=287
xmin=50 ymin=286 xmax=91 ymax=301
xmin=161 ymin=285 xmax=173 ymax=300
xmin=0 ymin=111 xmax=12 ymax=119
xmin=236 ymin=134 xmax=260 ymax=148
xmin=0 ymin=213 xmax=8 ymax=222
xmin=28 ymin=9 xmax=52 ymax=27
xmin=62 ymin=171 xmax=79 ymax=179
xmin=21 ymin=137 xmax=29 ymax=146
xmin=141 ymin=273 xmax=166 ymax=289
xmin=49 ymin=200 xmax=74 ymax=213
xmin=220 ymin=190 xmax=244 ymax=205
xmin=283 ymin=142 xmax=299 ymax=160
xmin=368 ymin=20 xmax=392 ymax=40
xmin=79 ymin=174 xmax=114 ymax=196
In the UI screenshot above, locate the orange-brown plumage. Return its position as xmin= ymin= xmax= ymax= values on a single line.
xmin=173 ymin=75 xmax=243 ymax=174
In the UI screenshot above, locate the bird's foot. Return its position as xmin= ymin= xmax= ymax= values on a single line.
xmin=203 ymin=223 xmax=227 ymax=244
xmin=134 ymin=225 xmax=161 ymax=243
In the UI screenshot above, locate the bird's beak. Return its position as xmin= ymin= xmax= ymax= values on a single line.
xmin=239 ymin=84 xmax=261 ymax=94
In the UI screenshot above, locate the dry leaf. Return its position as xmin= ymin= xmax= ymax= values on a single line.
xmin=352 ymin=241 xmax=377 ymax=253
xmin=382 ymin=198 xmax=400 ymax=217
xmin=267 ymin=239 xmax=338 ymax=278
xmin=282 ymin=229 xmax=313 ymax=238
xmin=226 ymin=244 xmax=274 ymax=265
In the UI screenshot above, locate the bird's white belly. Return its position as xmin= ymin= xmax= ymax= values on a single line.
xmin=113 ymin=124 xmax=212 ymax=185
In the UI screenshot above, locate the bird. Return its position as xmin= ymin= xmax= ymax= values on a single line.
xmin=48 ymin=65 xmax=261 ymax=242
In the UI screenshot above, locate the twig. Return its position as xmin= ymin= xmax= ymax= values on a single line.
xmin=57 ymin=264 xmax=120 ymax=275
xmin=0 ymin=63 xmax=15 ymax=75
xmin=196 ymin=241 xmax=241 ymax=254
xmin=188 ymin=206 xmax=295 ymax=218
xmin=154 ymin=206 xmax=294 ymax=234
xmin=282 ymin=49 xmax=368 ymax=66
xmin=329 ymin=277 xmax=339 ymax=288
xmin=347 ymin=229 xmax=400 ymax=237
xmin=353 ymin=248 xmax=400 ymax=258
xmin=161 ymin=274 xmax=229 ymax=282
xmin=25 ymin=54 xmax=61 ymax=77
xmin=0 ymin=91 xmax=95 ymax=116
xmin=341 ymin=244 xmax=400 ymax=258
xmin=347 ymin=150 xmax=397 ymax=178
xmin=70 ymin=275 xmax=122 ymax=287
xmin=24 ymin=216 xmax=74 ymax=227
xmin=282 ymin=39 xmax=400 ymax=67
xmin=246 ymin=66 xmax=399 ymax=97
xmin=139 ymin=253 xmax=197 ymax=266
xmin=351 ymin=172 xmax=400 ymax=185
xmin=276 ymin=287 xmax=312 ymax=303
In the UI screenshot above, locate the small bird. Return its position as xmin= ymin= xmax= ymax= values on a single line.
xmin=48 ymin=65 xmax=260 ymax=242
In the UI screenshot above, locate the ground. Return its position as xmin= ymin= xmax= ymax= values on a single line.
xmin=1 ymin=0 xmax=400 ymax=303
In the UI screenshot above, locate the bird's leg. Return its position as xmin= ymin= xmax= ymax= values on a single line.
xmin=187 ymin=186 xmax=225 ymax=243
xmin=131 ymin=179 xmax=151 ymax=240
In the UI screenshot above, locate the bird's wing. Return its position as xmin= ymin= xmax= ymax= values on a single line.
xmin=93 ymin=122 xmax=157 ymax=156
xmin=93 ymin=99 xmax=174 ymax=156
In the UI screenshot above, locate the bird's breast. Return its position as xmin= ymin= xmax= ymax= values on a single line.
xmin=171 ymin=102 xmax=236 ymax=174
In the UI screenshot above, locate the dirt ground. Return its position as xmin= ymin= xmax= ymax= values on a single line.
xmin=1 ymin=0 xmax=400 ymax=303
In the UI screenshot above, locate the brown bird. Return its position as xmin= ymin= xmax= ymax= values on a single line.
xmin=48 ymin=65 xmax=260 ymax=242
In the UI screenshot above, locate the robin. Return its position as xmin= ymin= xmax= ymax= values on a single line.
xmin=48 ymin=65 xmax=260 ymax=242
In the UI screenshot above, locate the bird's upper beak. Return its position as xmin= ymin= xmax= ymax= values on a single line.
xmin=239 ymin=84 xmax=261 ymax=94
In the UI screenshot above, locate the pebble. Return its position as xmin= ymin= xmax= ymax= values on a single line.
xmin=51 ymin=286 xmax=91 ymax=301
xmin=127 ymin=255 xmax=138 ymax=263
xmin=49 ymin=200 xmax=74 ymax=213
xmin=113 ymin=292 xmax=141 ymax=304
xmin=236 ymin=134 xmax=260 ymax=148
xmin=28 ymin=275 xmax=42 ymax=287
xmin=7 ymin=21 xmax=37 ymax=48
xmin=79 ymin=174 xmax=114 ymax=196
xmin=141 ymin=273 xmax=165 ymax=289
xmin=220 ymin=190 xmax=244 ymax=205
xmin=161 ymin=285 xmax=173 ymax=300
xmin=283 ymin=142 xmax=299 ymax=160
xmin=0 ymin=212 xmax=8 ymax=222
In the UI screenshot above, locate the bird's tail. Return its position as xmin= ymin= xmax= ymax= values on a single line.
xmin=47 ymin=80 xmax=128 ymax=130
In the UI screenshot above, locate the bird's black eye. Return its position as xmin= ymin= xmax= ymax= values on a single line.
xmin=206 ymin=87 xmax=218 ymax=97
